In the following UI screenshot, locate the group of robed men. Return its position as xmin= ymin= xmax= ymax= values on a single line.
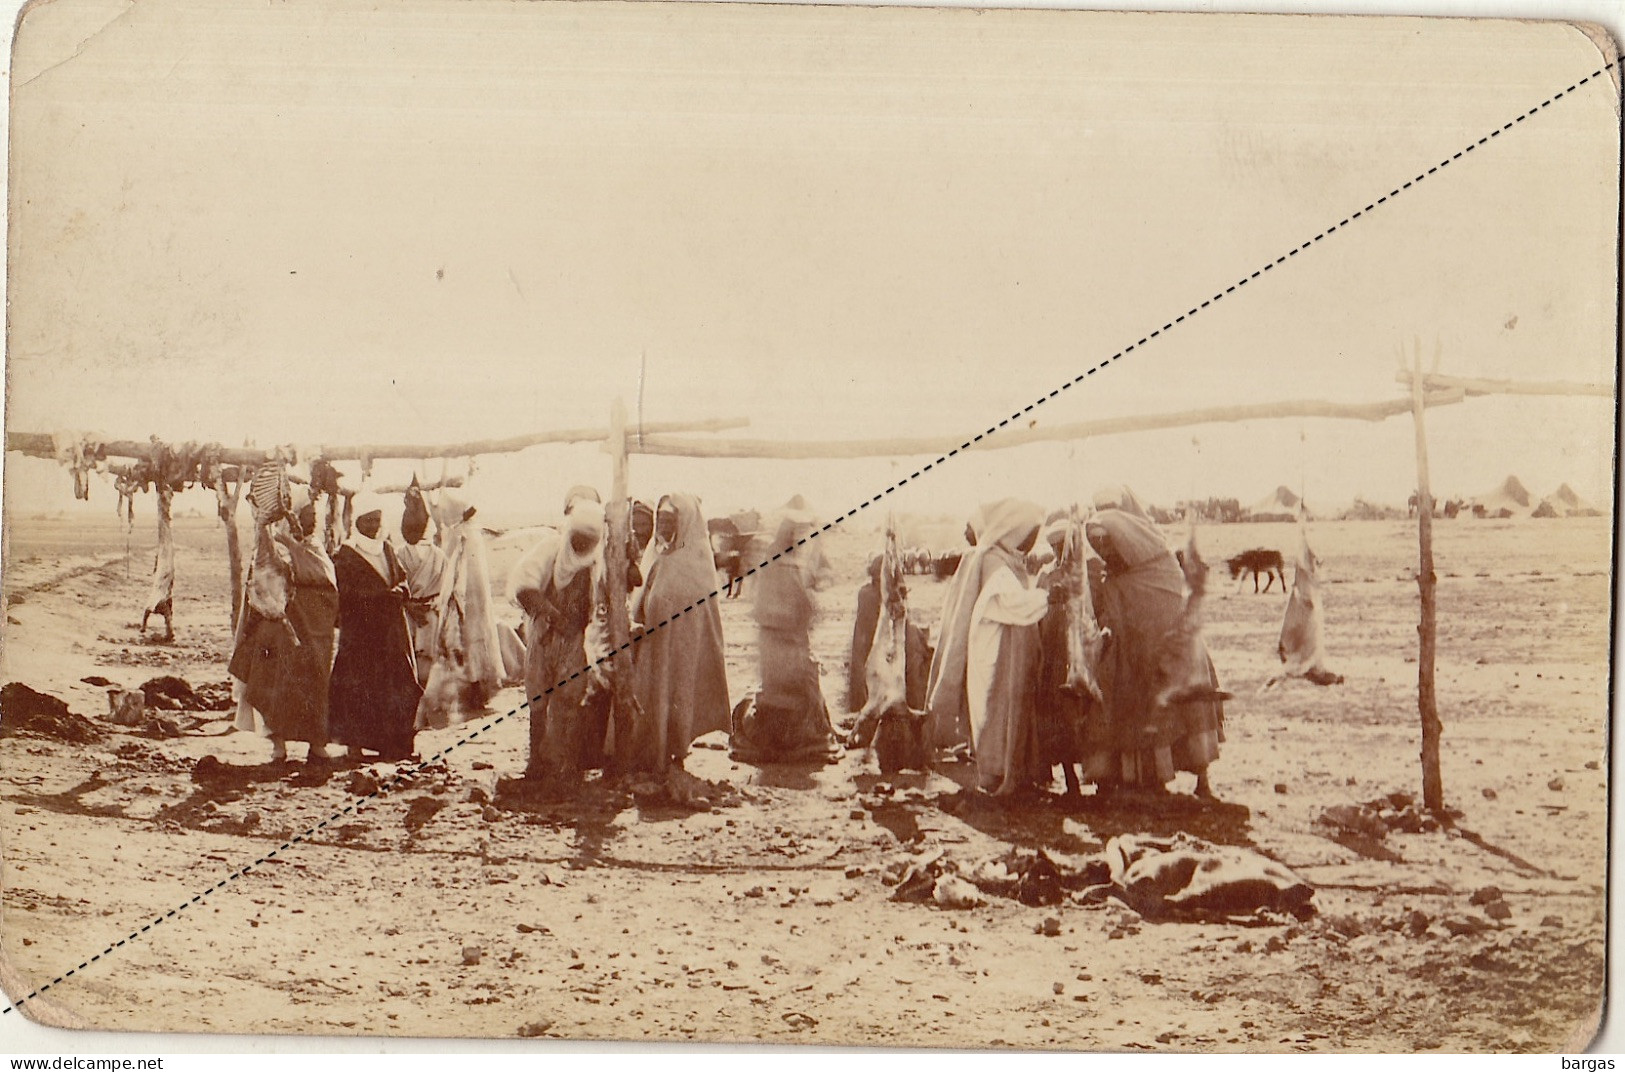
xmin=229 ymin=479 xmax=516 ymax=764
xmin=226 ymin=473 xmax=1223 ymax=802
xmin=873 ymin=486 xmax=1224 ymax=800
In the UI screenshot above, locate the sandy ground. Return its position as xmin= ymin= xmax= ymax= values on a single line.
xmin=0 ymin=513 xmax=1609 ymax=1051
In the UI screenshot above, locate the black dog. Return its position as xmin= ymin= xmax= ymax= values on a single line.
xmin=1226 ymin=548 xmax=1286 ymax=593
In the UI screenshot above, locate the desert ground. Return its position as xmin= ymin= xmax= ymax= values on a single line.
xmin=0 ymin=509 xmax=1610 ymax=1051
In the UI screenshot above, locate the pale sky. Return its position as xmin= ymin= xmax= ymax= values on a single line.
xmin=3 ymin=0 xmax=1618 ymax=528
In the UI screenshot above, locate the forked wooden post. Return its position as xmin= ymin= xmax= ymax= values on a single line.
xmin=214 ymin=472 xmax=245 ymax=630
xmin=604 ymin=399 xmax=635 ymax=758
xmin=1410 ymin=344 xmax=1444 ymax=813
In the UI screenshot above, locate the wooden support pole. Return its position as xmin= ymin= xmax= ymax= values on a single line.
xmin=5 ymin=417 xmax=750 ymax=466
xmin=629 ymin=391 xmax=1468 ymax=460
xmin=143 ymin=481 xmax=177 ymax=639
xmin=1396 ymin=370 xmax=1612 ymax=398
xmin=214 ymin=472 xmax=245 ymax=631
xmin=1410 ymin=345 xmax=1444 ymax=814
xmin=604 ymin=398 xmax=636 ymax=771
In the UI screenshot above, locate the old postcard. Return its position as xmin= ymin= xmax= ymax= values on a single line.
xmin=0 ymin=0 xmax=1617 ymax=1052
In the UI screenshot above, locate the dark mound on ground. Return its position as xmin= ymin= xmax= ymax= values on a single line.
xmin=0 ymin=682 xmax=104 ymax=743
xmin=140 ymin=676 xmax=235 ymax=712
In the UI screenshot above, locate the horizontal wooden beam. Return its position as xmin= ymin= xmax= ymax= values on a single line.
xmin=6 ymin=417 xmax=749 ymax=466
xmin=1396 ymin=370 xmax=1612 ymax=399
xmin=627 ymin=391 xmax=1468 ymax=460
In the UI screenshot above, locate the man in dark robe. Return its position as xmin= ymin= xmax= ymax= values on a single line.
xmin=328 ymin=499 xmax=424 ymax=761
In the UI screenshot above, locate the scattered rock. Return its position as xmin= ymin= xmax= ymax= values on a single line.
xmin=1484 ymin=901 xmax=1513 ymax=922
xmin=1387 ymin=791 xmax=1415 ymax=809
xmin=1584 ymin=760 xmax=1599 ymax=771
xmin=1541 ymin=915 xmax=1563 ymax=928
xmin=1052 ymin=982 xmax=1065 ymax=995
xmin=1274 ymin=783 xmax=1288 ymax=795
xmin=347 ymin=770 xmax=380 ymax=796
xmin=404 ymin=796 xmax=447 ymax=831
xmin=1405 ymin=910 xmax=1430 ymax=938
xmin=472 ymin=761 xmax=494 ymax=770
xmin=516 ymin=923 xmax=550 ymax=934
xmin=481 ymin=806 xmax=502 ymax=823
xmin=106 ymin=689 xmax=147 ymax=726
xmin=933 ymin=876 xmax=983 ymax=910
xmin=1038 ymin=917 xmax=1062 ymax=938
xmin=462 ymin=945 xmax=482 ymax=966
xmin=191 ymin=755 xmax=227 ymax=783
xmin=516 ymin=1020 xmax=552 ymax=1037
xmin=1482 ymin=788 xmax=1498 ymax=800
xmin=781 ymin=1012 xmax=817 ymax=1031
xmin=1318 ymin=803 xmax=1387 ymax=839
xmin=1441 ymin=916 xmax=1490 ymax=937
xmin=1548 ymin=777 xmax=1564 ymax=791
xmin=80 ymin=676 xmax=116 ymax=688
xmin=1469 ymin=886 xmax=1503 ymax=906
xmin=848 ymin=809 xmax=866 ymax=821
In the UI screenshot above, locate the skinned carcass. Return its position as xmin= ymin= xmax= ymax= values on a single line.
xmin=1262 ymin=527 xmax=1344 ymax=689
xmin=245 ymin=523 xmax=299 ymax=648
xmin=1152 ymin=528 xmax=1230 ymax=710
xmin=846 ymin=522 xmax=928 ymax=773
xmin=1057 ymin=508 xmax=1106 ymax=706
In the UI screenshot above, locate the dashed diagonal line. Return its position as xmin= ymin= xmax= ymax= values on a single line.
xmin=3 ymin=56 xmax=1616 ymax=1017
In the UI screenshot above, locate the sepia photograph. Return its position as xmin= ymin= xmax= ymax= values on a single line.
xmin=0 ymin=0 xmax=1618 ymax=1055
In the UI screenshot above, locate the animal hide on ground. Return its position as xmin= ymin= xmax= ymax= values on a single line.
xmin=1104 ymin=833 xmax=1315 ymax=920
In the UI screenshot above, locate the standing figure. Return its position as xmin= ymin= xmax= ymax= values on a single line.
xmin=848 ymin=554 xmax=885 ymax=714
xmin=328 ymin=495 xmax=424 ymax=762
xmin=731 ymin=516 xmax=839 ymax=764
xmin=927 ymin=500 xmax=1050 ymax=796
xmin=624 ymin=494 xmax=731 ymax=772
xmin=1084 ymin=485 xmax=1224 ymax=797
xmin=227 ymin=488 xmax=338 ymax=764
xmin=924 ymin=505 xmax=990 ymax=757
xmin=396 ymin=479 xmax=448 ymax=691
xmin=416 ymin=492 xmax=509 ymax=728
xmin=508 ymin=501 xmax=607 ymax=780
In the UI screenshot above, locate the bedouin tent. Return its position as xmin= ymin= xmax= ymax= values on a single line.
xmin=1532 ymin=482 xmax=1602 ymax=518
xmin=1469 ymin=475 xmax=1533 ymax=519
xmin=1246 ymin=485 xmax=1305 ymax=523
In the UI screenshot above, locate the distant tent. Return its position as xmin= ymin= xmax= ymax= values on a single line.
xmin=1470 ymin=475 xmax=1533 ymax=519
xmin=1247 ymin=485 xmax=1305 ymax=523
xmin=1532 ymin=483 xmax=1602 ymax=519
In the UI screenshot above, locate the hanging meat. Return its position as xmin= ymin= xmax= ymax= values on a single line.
xmin=1152 ymin=527 xmax=1230 ymax=709
xmin=1264 ymin=526 xmax=1344 ymax=688
xmin=847 ymin=521 xmax=928 ymax=773
xmin=1058 ymin=508 xmax=1106 ymax=705
xmin=246 ymin=462 xmax=298 ymax=646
